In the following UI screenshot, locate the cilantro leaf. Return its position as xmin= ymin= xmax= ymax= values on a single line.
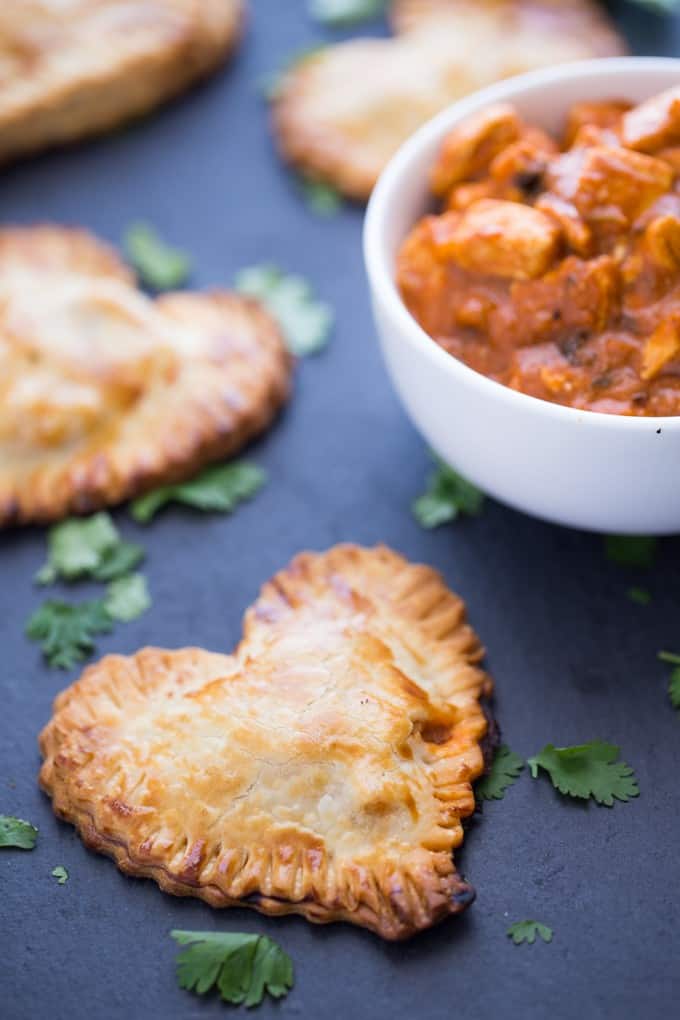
xmin=413 ymin=457 xmax=484 ymax=528
xmin=299 ymin=177 xmax=343 ymax=217
xmin=36 ymin=513 xmax=143 ymax=584
xmin=51 ymin=865 xmax=69 ymax=884
xmin=235 ymin=264 xmax=333 ymax=356
xmin=659 ymin=652 xmax=680 ymax=711
xmin=476 ymin=745 xmax=524 ymax=801
xmin=130 ymin=461 xmax=266 ymax=523
xmin=105 ymin=574 xmax=151 ymax=622
xmin=605 ymin=535 xmax=657 ymax=568
xmin=528 ymin=741 xmax=639 ymax=806
xmin=0 ymin=815 xmax=38 ymax=849
xmin=507 ymin=920 xmax=553 ymax=946
xmin=171 ymin=931 xmax=293 ymax=1007
xmin=627 ymin=0 xmax=680 ymax=12
xmin=669 ymin=668 xmax=680 ymax=711
xmin=124 ymin=223 xmax=191 ymax=291
xmin=309 ymin=0 xmax=388 ymax=27
xmin=628 ymin=586 xmax=651 ymax=605
xmin=26 ymin=598 xmax=113 ymax=669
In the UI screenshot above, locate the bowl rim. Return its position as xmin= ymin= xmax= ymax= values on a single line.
xmin=363 ymin=55 xmax=680 ymax=431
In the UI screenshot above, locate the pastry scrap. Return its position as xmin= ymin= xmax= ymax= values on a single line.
xmin=272 ymin=0 xmax=625 ymax=201
xmin=39 ymin=545 xmax=493 ymax=940
xmin=0 ymin=0 xmax=245 ymax=165
xmin=0 ymin=226 xmax=291 ymax=526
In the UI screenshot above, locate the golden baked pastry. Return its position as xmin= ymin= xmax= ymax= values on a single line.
xmin=272 ymin=0 xmax=624 ymax=201
xmin=0 ymin=0 xmax=245 ymax=165
xmin=0 ymin=226 xmax=291 ymax=526
xmin=39 ymin=544 xmax=492 ymax=940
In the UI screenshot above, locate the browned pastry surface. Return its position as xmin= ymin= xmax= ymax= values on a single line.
xmin=0 ymin=0 xmax=245 ymax=164
xmin=39 ymin=545 xmax=492 ymax=940
xmin=0 ymin=225 xmax=291 ymax=525
xmin=272 ymin=0 xmax=625 ymax=201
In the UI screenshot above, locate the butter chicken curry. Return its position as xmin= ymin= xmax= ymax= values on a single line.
xmin=396 ymin=86 xmax=680 ymax=416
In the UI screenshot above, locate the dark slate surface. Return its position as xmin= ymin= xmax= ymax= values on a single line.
xmin=1 ymin=3 xmax=680 ymax=1018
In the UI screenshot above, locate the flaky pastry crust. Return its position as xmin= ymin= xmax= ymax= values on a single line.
xmin=0 ymin=225 xmax=291 ymax=526
xmin=0 ymin=0 xmax=245 ymax=164
xmin=272 ymin=0 xmax=624 ymax=201
xmin=40 ymin=545 xmax=492 ymax=940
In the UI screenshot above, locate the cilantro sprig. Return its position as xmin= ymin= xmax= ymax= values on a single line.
xmin=52 ymin=866 xmax=69 ymax=885
xmin=299 ymin=177 xmax=343 ymax=217
xmin=124 ymin=223 xmax=191 ymax=291
xmin=27 ymin=576 xmax=150 ymax=669
xmin=105 ymin=574 xmax=151 ymax=622
xmin=235 ymin=264 xmax=333 ymax=356
xmin=26 ymin=598 xmax=114 ymax=669
xmin=659 ymin=651 xmax=680 ymax=711
xmin=309 ymin=0 xmax=388 ymax=27
xmin=413 ymin=456 xmax=484 ymax=528
xmin=171 ymin=931 xmax=293 ymax=1008
xmin=604 ymin=535 xmax=657 ymax=568
xmin=528 ymin=741 xmax=639 ymax=807
xmin=36 ymin=512 xmax=143 ymax=585
xmin=507 ymin=920 xmax=553 ymax=946
xmin=476 ymin=746 xmax=524 ymax=801
xmin=0 ymin=815 xmax=38 ymax=850
xmin=131 ymin=461 xmax=266 ymax=523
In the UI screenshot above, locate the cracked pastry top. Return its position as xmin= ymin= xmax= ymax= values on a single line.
xmin=39 ymin=544 xmax=492 ymax=940
xmin=397 ymin=86 xmax=680 ymax=416
xmin=271 ymin=0 xmax=623 ymax=201
xmin=0 ymin=0 xmax=245 ymax=164
xmin=0 ymin=225 xmax=291 ymax=526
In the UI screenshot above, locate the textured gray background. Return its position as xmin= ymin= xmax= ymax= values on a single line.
xmin=1 ymin=2 xmax=680 ymax=1018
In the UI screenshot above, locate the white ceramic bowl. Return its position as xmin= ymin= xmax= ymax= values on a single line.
xmin=364 ymin=57 xmax=680 ymax=534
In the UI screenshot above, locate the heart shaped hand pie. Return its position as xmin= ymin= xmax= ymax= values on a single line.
xmin=39 ymin=545 xmax=493 ymax=939
xmin=0 ymin=226 xmax=291 ymax=526
xmin=0 ymin=0 xmax=245 ymax=165
xmin=272 ymin=0 xmax=624 ymax=201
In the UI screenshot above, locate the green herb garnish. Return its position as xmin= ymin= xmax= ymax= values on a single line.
xmin=235 ymin=264 xmax=333 ymax=356
xmin=659 ymin=651 xmax=680 ymax=711
xmin=51 ymin=866 xmax=69 ymax=885
xmin=26 ymin=598 xmax=113 ymax=669
xmin=309 ymin=0 xmax=388 ymax=27
xmin=627 ymin=586 xmax=651 ymax=605
xmin=124 ymin=223 xmax=191 ymax=291
xmin=605 ymin=535 xmax=657 ymax=568
xmin=105 ymin=573 xmax=151 ymax=622
xmin=131 ymin=461 xmax=266 ymax=523
xmin=528 ymin=741 xmax=639 ymax=807
xmin=507 ymin=920 xmax=553 ymax=946
xmin=0 ymin=815 xmax=38 ymax=850
xmin=171 ymin=931 xmax=294 ymax=1008
xmin=36 ymin=512 xmax=143 ymax=585
xmin=413 ymin=457 xmax=484 ymax=528
xmin=299 ymin=177 xmax=343 ymax=217
xmin=475 ymin=745 xmax=524 ymax=801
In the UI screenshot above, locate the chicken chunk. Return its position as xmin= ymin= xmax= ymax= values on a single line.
xmin=642 ymin=214 xmax=680 ymax=271
xmin=622 ymin=86 xmax=680 ymax=153
xmin=547 ymin=145 xmax=673 ymax=235
xmin=496 ymin=255 xmax=620 ymax=346
xmin=564 ymin=99 xmax=630 ymax=147
xmin=432 ymin=199 xmax=561 ymax=280
xmin=430 ymin=103 xmax=521 ymax=198
xmin=641 ymin=318 xmax=680 ymax=381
